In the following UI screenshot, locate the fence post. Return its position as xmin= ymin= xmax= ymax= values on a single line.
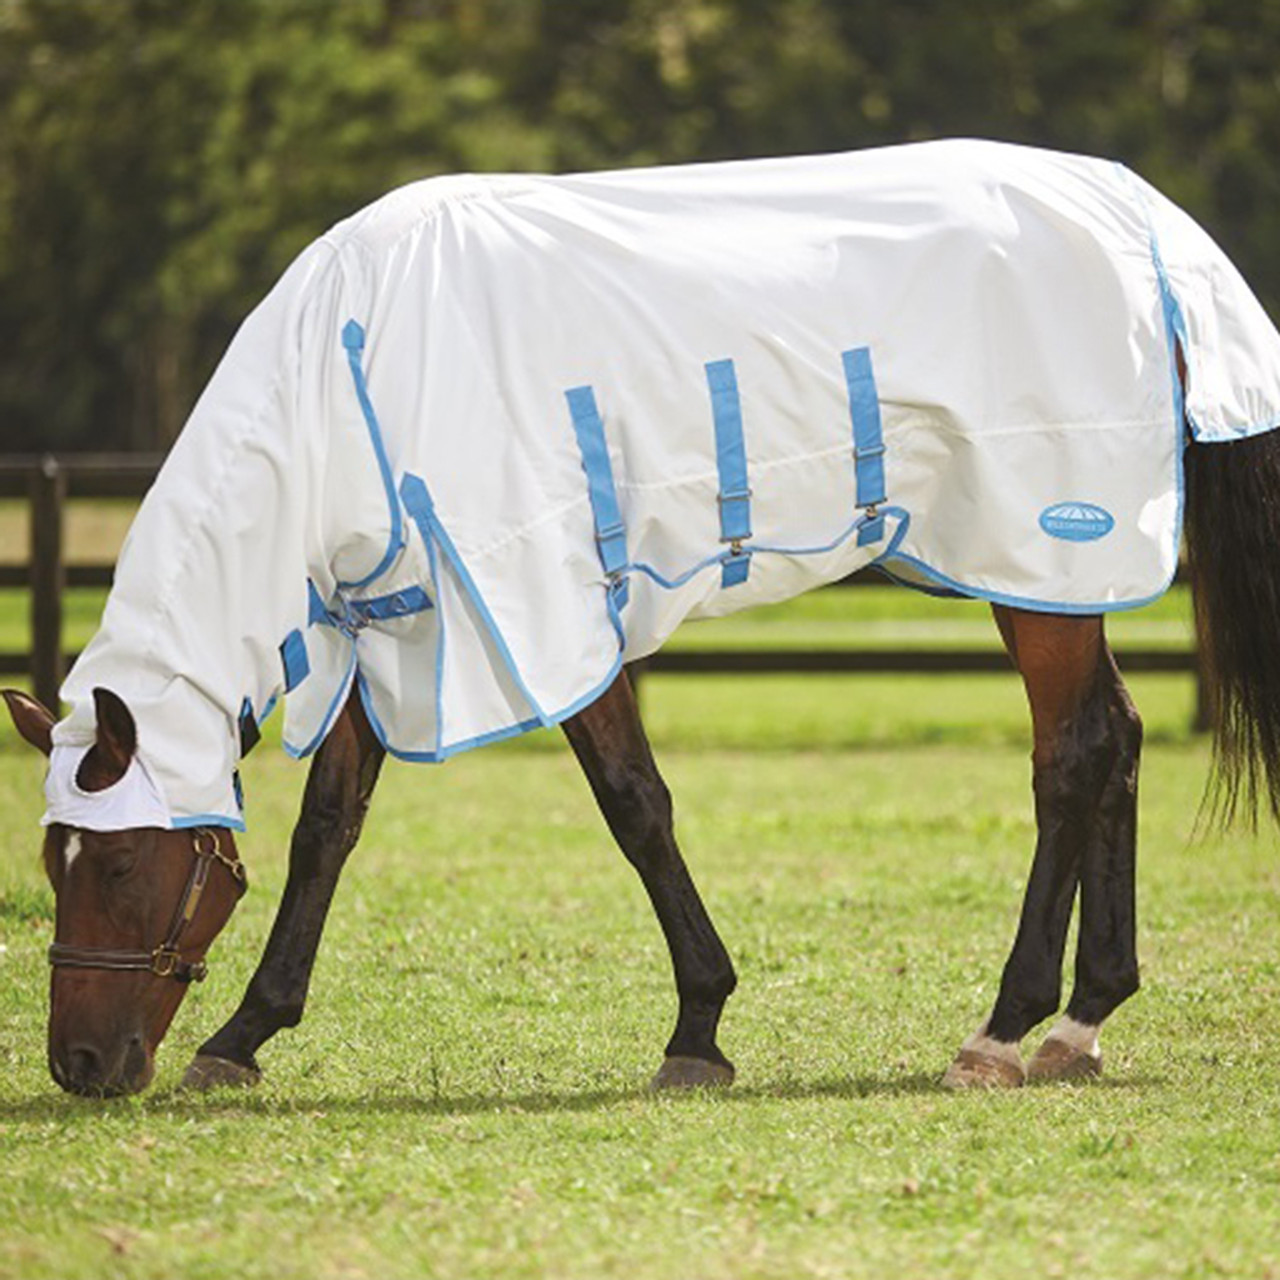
xmin=30 ymin=455 xmax=65 ymax=713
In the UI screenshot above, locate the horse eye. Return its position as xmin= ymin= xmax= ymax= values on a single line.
xmin=105 ymin=852 xmax=139 ymax=882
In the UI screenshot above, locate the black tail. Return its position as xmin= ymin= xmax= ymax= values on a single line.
xmin=1185 ymin=430 xmax=1280 ymax=827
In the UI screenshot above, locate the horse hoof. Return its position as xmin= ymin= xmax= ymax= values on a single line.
xmin=941 ymin=1047 xmax=1026 ymax=1090
xmin=651 ymin=1055 xmax=735 ymax=1090
xmin=1026 ymin=1036 xmax=1102 ymax=1082
xmin=180 ymin=1054 xmax=262 ymax=1091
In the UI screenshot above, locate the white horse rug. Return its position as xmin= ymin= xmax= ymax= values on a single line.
xmin=46 ymin=138 xmax=1280 ymax=830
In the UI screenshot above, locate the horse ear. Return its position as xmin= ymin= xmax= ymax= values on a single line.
xmin=2 ymin=689 xmax=55 ymax=756
xmin=90 ymin=687 xmax=137 ymax=777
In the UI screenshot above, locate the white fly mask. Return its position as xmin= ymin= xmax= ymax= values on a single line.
xmin=42 ymin=743 xmax=172 ymax=832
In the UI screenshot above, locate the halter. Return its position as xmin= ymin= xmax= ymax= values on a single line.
xmin=48 ymin=827 xmax=248 ymax=984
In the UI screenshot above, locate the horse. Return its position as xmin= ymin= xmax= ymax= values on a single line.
xmin=6 ymin=138 xmax=1280 ymax=1098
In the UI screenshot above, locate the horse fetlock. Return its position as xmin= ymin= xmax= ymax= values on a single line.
xmin=987 ymin=990 xmax=1060 ymax=1043
xmin=180 ymin=1052 xmax=263 ymax=1091
xmin=273 ymin=999 xmax=307 ymax=1030
xmin=236 ymin=981 xmax=308 ymax=1033
xmin=1067 ymin=970 xmax=1139 ymax=1027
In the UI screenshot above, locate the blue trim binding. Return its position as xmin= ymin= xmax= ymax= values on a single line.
xmin=565 ymin=385 xmax=630 ymax=611
xmin=842 ymin=346 xmax=887 ymax=546
xmin=282 ymin=642 xmax=358 ymax=759
xmin=356 ymin=650 xmax=626 ymax=764
xmin=258 ymin=691 xmax=279 ymax=725
xmin=399 ymin=472 xmax=553 ymax=729
xmin=173 ymin=813 xmax=247 ymax=833
xmin=876 ymin=550 xmax=1173 ymax=615
xmin=705 ymin=358 xmax=753 ymax=588
xmin=340 ymin=320 xmax=405 ymax=589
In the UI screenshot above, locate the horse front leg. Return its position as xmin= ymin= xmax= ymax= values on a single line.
xmin=562 ymin=669 xmax=737 ymax=1088
xmin=944 ymin=607 xmax=1141 ymax=1088
xmin=182 ymin=691 xmax=385 ymax=1089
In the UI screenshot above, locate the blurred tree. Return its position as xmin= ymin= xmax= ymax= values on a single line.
xmin=0 ymin=0 xmax=547 ymax=449
xmin=1 ymin=0 xmax=1278 ymax=451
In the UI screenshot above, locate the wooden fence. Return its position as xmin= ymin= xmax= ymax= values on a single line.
xmin=0 ymin=454 xmax=1203 ymax=719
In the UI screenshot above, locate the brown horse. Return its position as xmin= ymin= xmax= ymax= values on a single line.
xmin=10 ymin=143 xmax=1280 ymax=1099
xmin=6 ymin=406 xmax=1280 ymax=1098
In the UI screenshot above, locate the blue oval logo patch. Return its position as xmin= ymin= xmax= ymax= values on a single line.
xmin=1039 ymin=502 xmax=1115 ymax=542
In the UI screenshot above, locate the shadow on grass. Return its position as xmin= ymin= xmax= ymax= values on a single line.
xmin=0 ymin=1066 xmax=1168 ymax=1123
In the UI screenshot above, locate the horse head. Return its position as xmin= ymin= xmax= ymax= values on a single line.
xmin=3 ymin=687 xmax=246 ymax=1097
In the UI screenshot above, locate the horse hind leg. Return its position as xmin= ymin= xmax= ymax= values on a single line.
xmin=1027 ymin=648 xmax=1142 ymax=1081
xmin=562 ymin=669 xmax=737 ymax=1088
xmin=944 ymin=607 xmax=1140 ymax=1088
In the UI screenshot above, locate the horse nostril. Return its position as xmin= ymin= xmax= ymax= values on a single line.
xmin=66 ymin=1043 xmax=104 ymax=1090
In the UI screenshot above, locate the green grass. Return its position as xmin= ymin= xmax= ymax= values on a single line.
xmin=2 ymin=670 xmax=1278 ymax=1279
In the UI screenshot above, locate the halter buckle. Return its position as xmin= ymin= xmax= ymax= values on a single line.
xmin=194 ymin=825 xmax=248 ymax=892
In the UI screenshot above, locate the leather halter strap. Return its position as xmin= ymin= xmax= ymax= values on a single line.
xmin=48 ymin=827 xmax=248 ymax=984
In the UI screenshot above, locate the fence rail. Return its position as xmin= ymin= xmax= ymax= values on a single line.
xmin=0 ymin=454 xmax=1204 ymax=721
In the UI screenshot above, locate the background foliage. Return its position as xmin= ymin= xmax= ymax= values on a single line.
xmin=2 ymin=0 xmax=1279 ymax=451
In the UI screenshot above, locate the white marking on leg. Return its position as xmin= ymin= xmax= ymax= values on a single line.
xmin=1043 ymin=1015 xmax=1100 ymax=1057
xmin=960 ymin=1017 xmax=1023 ymax=1067
xmin=64 ymin=830 xmax=82 ymax=870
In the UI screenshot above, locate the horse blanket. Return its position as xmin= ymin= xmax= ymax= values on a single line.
xmin=45 ymin=138 xmax=1280 ymax=831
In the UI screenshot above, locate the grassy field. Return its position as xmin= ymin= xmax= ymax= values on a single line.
xmin=3 ymin=674 xmax=1279 ymax=1278
xmin=1 ymin=510 xmax=1278 ymax=1278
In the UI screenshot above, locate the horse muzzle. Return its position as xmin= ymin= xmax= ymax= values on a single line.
xmin=49 ymin=1029 xmax=154 ymax=1097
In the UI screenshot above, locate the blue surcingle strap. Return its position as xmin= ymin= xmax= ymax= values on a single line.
xmin=353 ymin=586 xmax=434 ymax=622
xmin=308 ymin=582 xmax=434 ymax=638
xmin=565 ymin=385 xmax=630 ymax=609
xmin=705 ymin=358 xmax=753 ymax=588
xmin=842 ymin=346 xmax=887 ymax=546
